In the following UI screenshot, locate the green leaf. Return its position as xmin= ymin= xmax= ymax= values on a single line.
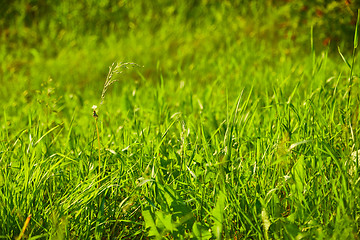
xmin=192 ymin=222 xmax=212 ymax=240
xmin=143 ymin=209 xmax=161 ymax=238
xmin=162 ymin=185 xmax=176 ymax=208
xmin=292 ymin=155 xmax=305 ymax=199
xmin=155 ymin=211 xmax=177 ymax=232
xmin=284 ymin=222 xmax=301 ymax=239
xmin=211 ymin=191 xmax=226 ymax=240
xmin=337 ymin=46 xmax=351 ymax=69
xmin=354 ymin=9 xmax=360 ymax=49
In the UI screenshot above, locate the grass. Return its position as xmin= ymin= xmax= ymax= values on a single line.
xmin=0 ymin=1 xmax=360 ymax=239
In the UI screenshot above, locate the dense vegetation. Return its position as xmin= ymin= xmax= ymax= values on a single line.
xmin=1 ymin=1 xmax=360 ymax=239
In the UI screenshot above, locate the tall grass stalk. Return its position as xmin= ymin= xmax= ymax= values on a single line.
xmin=92 ymin=108 xmax=101 ymax=185
xmin=17 ymin=215 xmax=31 ymax=240
xmin=93 ymin=62 xmax=140 ymax=183
xmin=348 ymin=9 xmax=359 ymax=109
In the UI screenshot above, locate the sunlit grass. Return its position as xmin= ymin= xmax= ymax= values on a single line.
xmin=0 ymin=1 xmax=359 ymax=239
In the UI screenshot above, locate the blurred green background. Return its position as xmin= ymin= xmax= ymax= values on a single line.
xmin=1 ymin=0 xmax=358 ymax=99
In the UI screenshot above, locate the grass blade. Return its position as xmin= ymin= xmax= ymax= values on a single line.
xmin=337 ymin=46 xmax=351 ymax=70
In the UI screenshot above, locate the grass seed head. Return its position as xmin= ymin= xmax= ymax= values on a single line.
xmin=92 ymin=62 xmax=141 ymax=117
xmin=100 ymin=62 xmax=141 ymax=105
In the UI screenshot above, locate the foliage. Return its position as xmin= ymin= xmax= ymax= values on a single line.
xmin=271 ymin=0 xmax=360 ymax=52
xmin=0 ymin=0 xmax=360 ymax=239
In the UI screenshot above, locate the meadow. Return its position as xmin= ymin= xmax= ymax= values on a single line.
xmin=1 ymin=1 xmax=360 ymax=239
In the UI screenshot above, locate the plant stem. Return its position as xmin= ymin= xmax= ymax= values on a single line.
xmin=17 ymin=215 xmax=31 ymax=240
xmin=95 ymin=116 xmax=101 ymax=183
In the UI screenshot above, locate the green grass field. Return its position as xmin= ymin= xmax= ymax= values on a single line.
xmin=1 ymin=1 xmax=360 ymax=239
